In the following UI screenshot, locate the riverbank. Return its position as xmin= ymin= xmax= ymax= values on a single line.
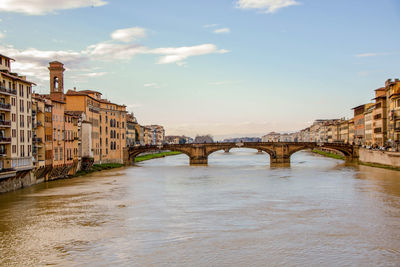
xmin=135 ymin=151 xmax=181 ymax=162
xmin=74 ymin=163 xmax=125 ymax=177
xmin=73 ymin=151 xmax=182 ymax=177
xmin=312 ymin=149 xmax=345 ymax=160
xmin=312 ymin=148 xmax=400 ymax=171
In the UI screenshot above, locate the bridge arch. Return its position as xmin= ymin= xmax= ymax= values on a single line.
xmin=205 ymin=146 xmax=276 ymax=161
xmin=128 ymin=146 xmax=192 ymax=164
xmin=287 ymin=144 xmax=353 ymax=159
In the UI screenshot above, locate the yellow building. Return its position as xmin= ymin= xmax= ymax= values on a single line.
xmin=385 ymin=79 xmax=400 ymax=148
xmin=372 ymin=87 xmax=387 ymax=146
xmin=32 ymin=96 xmax=46 ymax=168
xmin=64 ymin=74 xmax=126 ymax=163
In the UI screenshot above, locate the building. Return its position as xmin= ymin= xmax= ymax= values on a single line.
xmin=385 ymin=79 xmax=400 ymax=149
xmin=145 ymin=125 xmax=165 ymax=145
xmin=65 ymin=86 xmax=127 ymax=163
xmin=0 ymin=54 xmax=34 ymax=178
xmin=126 ymin=113 xmax=139 ymax=147
xmin=32 ymin=96 xmax=46 ymax=169
xmin=352 ymin=103 xmax=374 ymax=145
xmin=372 ymin=87 xmax=387 ymax=147
xmin=194 ymin=135 xmax=213 ymax=143
xmin=339 ymin=120 xmax=349 ymax=143
xmin=364 ymin=105 xmax=374 ymax=146
xmin=348 ymin=119 xmax=355 ymax=144
xmin=165 ymin=135 xmax=193 ymax=144
xmin=262 ymin=132 xmax=280 ymax=142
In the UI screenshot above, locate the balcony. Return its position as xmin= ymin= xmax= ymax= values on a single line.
xmin=11 ymin=157 xmax=33 ymax=171
xmin=0 ymin=86 xmax=16 ymax=96
xmin=0 ymin=137 xmax=11 ymax=143
xmin=35 ymin=121 xmax=43 ymax=127
xmin=0 ymin=103 xmax=11 ymax=111
xmin=0 ymin=120 xmax=11 ymax=127
xmin=0 ymin=149 xmax=6 ymax=157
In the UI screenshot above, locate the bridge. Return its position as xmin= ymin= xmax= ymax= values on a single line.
xmin=126 ymin=142 xmax=359 ymax=166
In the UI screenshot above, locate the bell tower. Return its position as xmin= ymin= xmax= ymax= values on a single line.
xmin=49 ymin=61 xmax=65 ymax=101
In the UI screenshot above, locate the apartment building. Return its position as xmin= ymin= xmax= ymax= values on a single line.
xmin=373 ymin=87 xmax=387 ymax=146
xmin=0 ymin=54 xmax=34 ymax=178
xmin=385 ymin=79 xmax=400 ymax=148
xmin=352 ymin=103 xmax=374 ymax=145
xmin=32 ymin=96 xmax=46 ymax=168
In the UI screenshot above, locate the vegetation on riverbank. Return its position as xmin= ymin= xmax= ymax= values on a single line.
xmin=135 ymin=151 xmax=181 ymax=162
xmin=312 ymin=149 xmax=345 ymax=160
xmin=358 ymin=161 xmax=400 ymax=171
xmin=74 ymin=163 xmax=124 ymax=177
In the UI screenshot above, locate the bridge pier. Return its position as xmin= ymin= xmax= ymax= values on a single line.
xmin=270 ymin=157 xmax=291 ymax=167
xmin=189 ymin=156 xmax=208 ymax=165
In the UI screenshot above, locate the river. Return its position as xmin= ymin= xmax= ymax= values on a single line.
xmin=1 ymin=150 xmax=400 ymax=266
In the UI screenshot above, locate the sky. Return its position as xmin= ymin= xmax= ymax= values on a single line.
xmin=0 ymin=0 xmax=399 ymax=139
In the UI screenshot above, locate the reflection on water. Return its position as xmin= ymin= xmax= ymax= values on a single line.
xmin=0 ymin=150 xmax=400 ymax=266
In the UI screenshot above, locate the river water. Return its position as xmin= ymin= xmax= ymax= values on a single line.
xmin=1 ymin=150 xmax=400 ymax=266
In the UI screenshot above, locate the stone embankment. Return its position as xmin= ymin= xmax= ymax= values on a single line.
xmin=313 ymin=148 xmax=400 ymax=171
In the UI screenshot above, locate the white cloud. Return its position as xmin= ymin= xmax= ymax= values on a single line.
xmin=86 ymin=42 xmax=148 ymax=59
xmin=152 ymin=44 xmax=229 ymax=65
xmin=214 ymin=28 xmax=231 ymax=34
xmin=0 ymin=32 xmax=4 ymax=39
xmin=354 ymin=52 xmax=392 ymax=58
xmin=209 ymin=81 xmax=241 ymax=86
xmin=236 ymin=0 xmax=300 ymax=13
xmin=203 ymin=24 xmax=218 ymax=28
xmin=111 ymin=27 xmax=147 ymax=43
xmin=0 ymin=0 xmax=107 ymax=15
xmin=144 ymin=83 xmax=160 ymax=88
xmin=81 ymin=72 xmax=107 ymax=77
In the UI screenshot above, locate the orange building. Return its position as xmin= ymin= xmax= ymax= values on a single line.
xmin=65 ymin=89 xmax=126 ymax=164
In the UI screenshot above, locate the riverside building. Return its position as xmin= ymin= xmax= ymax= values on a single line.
xmin=0 ymin=54 xmax=34 ymax=179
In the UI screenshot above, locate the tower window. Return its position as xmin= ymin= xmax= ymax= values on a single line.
xmin=54 ymin=77 xmax=59 ymax=91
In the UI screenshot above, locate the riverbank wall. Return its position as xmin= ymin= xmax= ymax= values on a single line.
xmin=0 ymin=151 xmax=180 ymax=194
xmin=359 ymin=148 xmax=400 ymax=168
xmin=313 ymin=148 xmax=400 ymax=170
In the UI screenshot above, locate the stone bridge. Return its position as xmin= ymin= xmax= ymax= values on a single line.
xmin=126 ymin=142 xmax=359 ymax=166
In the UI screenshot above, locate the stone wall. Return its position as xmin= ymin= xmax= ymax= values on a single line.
xmin=359 ymin=148 xmax=400 ymax=167
xmin=0 ymin=171 xmax=35 ymax=194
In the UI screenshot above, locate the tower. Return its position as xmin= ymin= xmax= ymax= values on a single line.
xmin=48 ymin=61 xmax=65 ymax=101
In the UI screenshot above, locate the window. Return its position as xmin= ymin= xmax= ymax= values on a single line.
xmin=12 ymin=113 xmax=15 ymax=122
xmin=60 ymin=148 xmax=63 ymax=160
xmin=20 ymin=115 xmax=24 ymax=127
xmin=20 ymin=145 xmax=24 ymax=157
xmin=12 ymin=129 xmax=16 ymax=137
xmin=54 ymin=148 xmax=58 ymax=160
xmin=12 ymin=145 xmax=16 ymax=154
xmin=11 ymin=98 xmax=15 ymax=106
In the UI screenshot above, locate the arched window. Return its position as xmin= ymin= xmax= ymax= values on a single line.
xmin=53 ymin=77 xmax=59 ymax=91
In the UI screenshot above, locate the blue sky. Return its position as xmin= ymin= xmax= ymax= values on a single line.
xmin=0 ymin=0 xmax=399 ymax=139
